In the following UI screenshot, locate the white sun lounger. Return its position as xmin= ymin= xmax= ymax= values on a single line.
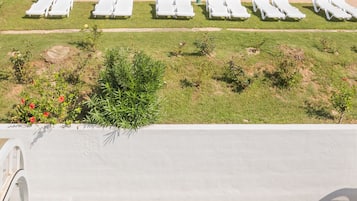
xmin=175 ymin=0 xmax=195 ymax=18
xmin=330 ymin=0 xmax=357 ymax=18
xmin=48 ymin=0 xmax=73 ymax=17
xmin=112 ymin=0 xmax=133 ymax=17
xmin=252 ymin=0 xmax=285 ymax=20
xmin=92 ymin=0 xmax=116 ymax=18
xmin=25 ymin=0 xmax=54 ymax=17
xmin=272 ymin=0 xmax=305 ymax=19
xmin=312 ymin=0 xmax=351 ymax=20
xmin=225 ymin=0 xmax=250 ymax=19
xmin=156 ymin=0 xmax=176 ymax=18
xmin=207 ymin=0 xmax=230 ymax=19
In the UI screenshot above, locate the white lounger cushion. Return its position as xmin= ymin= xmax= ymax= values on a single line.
xmin=252 ymin=0 xmax=285 ymax=19
xmin=272 ymin=0 xmax=305 ymax=19
xmin=207 ymin=0 xmax=230 ymax=19
xmin=331 ymin=0 xmax=357 ymax=18
xmin=156 ymin=0 xmax=176 ymax=17
xmin=112 ymin=0 xmax=134 ymax=17
xmin=313 ymin=0 xmax=351 ymax=20
xmin=48 ymin=0 xmax=73 ymax=17
xmin=175 ymin=0 xmax=195 ymax=18
xmin=25 ymin=0 xmax=54 ymax=17
xmin=225 ymin=0 xmax=250 ymax=19
xmin=92 ymin=0 xmax=116 ymax=17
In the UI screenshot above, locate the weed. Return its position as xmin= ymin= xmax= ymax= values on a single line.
xmin=318 ymin=38 xmax=338 ymax=54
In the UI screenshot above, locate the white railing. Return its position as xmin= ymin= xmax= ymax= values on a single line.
xmin=0 ymin=139 xmax=28 ymax=201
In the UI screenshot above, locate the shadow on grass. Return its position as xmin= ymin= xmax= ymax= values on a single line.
xmin=303 ymin=100 xmax=334 ymax=120
xmin=0 ymin=70 xmax=10 ymax=81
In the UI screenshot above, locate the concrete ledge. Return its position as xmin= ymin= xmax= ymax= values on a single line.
xmin=0 ymin=124 xmax=356 ymax=201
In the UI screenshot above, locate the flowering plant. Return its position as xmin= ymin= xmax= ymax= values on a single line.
xmin=12 ymin=73 xmax=83 ymax=125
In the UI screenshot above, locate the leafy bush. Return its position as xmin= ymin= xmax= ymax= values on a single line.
xmin=270 ymin=58 xmax=302 ymax=89
xmin=86 ymin=48 xmax=166 ymax=129
xmin=9 ymin=43 xmax=33 ymax=83
xmin=221 ymin=61 xmax=252 ymax=93
xmin=193 ymin=33 xmax=215 ymax=56
xmin=11 ymin=73 xmax=83 ymax=124
xmin=330 ymin=85 xmax=355 ymax=123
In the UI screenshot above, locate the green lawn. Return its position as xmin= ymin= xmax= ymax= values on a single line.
xmin=0 ymin=0 xmax=357 ymax=30
xmin=0 ymin=31 xmax=356 ymax=123
xmin=0 ymin=0 xmax=356 ymax=124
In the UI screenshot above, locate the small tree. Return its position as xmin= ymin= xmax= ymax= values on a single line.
xmin=331 ymin=86 xmax=355 ymax=124
xmin=271 ymin=58 xmax=301 ymax=89
xmin=75 ymin=24 xmax=102 ymax=52
xmin=193 ymin=33 xmax=215 ymax=56
xmin=221 ymin=61 xmax=252 ymax=93
xmin=86 ymin=48 xmax=166 ymax=130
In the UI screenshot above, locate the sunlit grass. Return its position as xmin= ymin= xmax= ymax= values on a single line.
xmin=1 ymin=31 xmax=356 ymax=123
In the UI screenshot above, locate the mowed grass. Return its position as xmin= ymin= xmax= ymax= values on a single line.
xmin=0 ymin=0 xmax=357 ymax=30
xmin=0 ymin=31 xmax=356 ymax=123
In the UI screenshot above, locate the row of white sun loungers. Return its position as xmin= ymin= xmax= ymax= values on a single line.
xmin=25 ymin=0 xmax=73 ymax=17
xmin=206 ymin=0 xmax=250 ymax=19
xmin=92 ymin=0 xmax=133 ymax=18
xmin=252 ymin=0 xmax=305 ymax=20
xmin=25 ymin=0 xmax=357 ymax=21
xmin=156 ymin=0 xmax=195 ymax=18
xmin=313 ymin=0 xmax=357 ymax=20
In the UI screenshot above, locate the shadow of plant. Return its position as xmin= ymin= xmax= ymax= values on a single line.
xmin=304 ymin=100 xmax=334 ymax=120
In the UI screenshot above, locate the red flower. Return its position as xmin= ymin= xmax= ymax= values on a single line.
xmin=29 ymin=103 xmax=35 ymax=109
xmin=29 ymin=116 xmax=36 ymax=123
xmin=21 ymin=98 xmax=26 ymax=105
xmin=43 ymin=111 xmax=50 ymax=117
xmin=58 ymin=96 xmax=65 ymax=103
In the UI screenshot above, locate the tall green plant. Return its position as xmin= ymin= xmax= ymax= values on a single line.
xmin=86 ymin=48 xmax=165 ymax=129
xmin=331 ymin=85 xmax=355 ymax=123
xmin=9 ymin=43 xmax=33 ymax=83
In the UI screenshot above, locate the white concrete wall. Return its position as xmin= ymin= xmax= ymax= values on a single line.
xmin=0 ymin=124 xmax=356 ymax=201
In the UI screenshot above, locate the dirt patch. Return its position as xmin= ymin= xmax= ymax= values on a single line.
xmin=6 ymin=84 xmax=24 ymax=100
xmin=43 ymin=45 xmax=76 ymax=64
xmin=246 ymin=47 xmax=260 ymax=55
xmin=279 ymin=45 xmax=305 ymax=63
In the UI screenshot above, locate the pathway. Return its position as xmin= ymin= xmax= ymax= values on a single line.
xmin=1 ymin=27 xmax=357 ymax=34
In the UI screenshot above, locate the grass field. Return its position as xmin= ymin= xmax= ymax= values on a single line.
xmin=0 ymin=1 xmax=356 ymax=124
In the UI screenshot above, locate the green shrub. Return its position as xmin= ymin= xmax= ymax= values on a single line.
xmin=86 ymin=48 xmax=166 ymax=129
xmin=193 ymin=33 xmax=215 ymax=56
xmin=331 ymin=85 xmax=355 ymax=123
xmin=9 ymin=43 xmax=33 ymax=83
xmin=11 ymin=73 xmax=83 ymax=125
xmin=270 ymin=58 xmax=302 ymax=89
xmin=221 ymin=61 xmax=252 ymax=93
